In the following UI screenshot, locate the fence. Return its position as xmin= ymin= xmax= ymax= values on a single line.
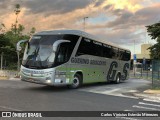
xmin=152 ymin=60 xmax=160 ymax=88
xmin=130 ymin=60 xmax=160 ymax=88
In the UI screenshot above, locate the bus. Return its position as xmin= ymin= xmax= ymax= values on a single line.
xmin=17 ymin=30 xmax=131 ymax=88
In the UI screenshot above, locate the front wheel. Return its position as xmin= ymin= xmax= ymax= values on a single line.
xmin=69 ymin=74 xmax=82 ymax=89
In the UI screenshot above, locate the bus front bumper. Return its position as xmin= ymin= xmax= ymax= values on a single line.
xmin=21 ymin=76 xmax=53 ymax=86
xmin=21 ymin=73 xmax=70 ymax=86
xmin=20 ymin=66 xmax=71 ymax=86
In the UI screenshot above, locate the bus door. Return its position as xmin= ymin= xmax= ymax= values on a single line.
xmin=56 ymin=42 xmax=72 ymax=79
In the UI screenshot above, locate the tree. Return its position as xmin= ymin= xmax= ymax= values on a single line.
xmin=0 ymin=23 xmax=6 ymax=33
xmin=0 ymin=33 xmax=17 ymax=69
xmin=0 ymin=4 xmax=36 ymax=70
xmin=14 ymin=4 xmax=21 ymax=35
xmin=146 ymin=22 xmax=160 ymax=59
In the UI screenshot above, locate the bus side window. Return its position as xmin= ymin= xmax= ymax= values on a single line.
xmin=92 ymin=41 xmax=103 ymax=57
xmin=111 ymin=47 xmax=119 ymax=59
xmin=102 ymin=44 xmax=112 ymax=58
xmin=119 ymin=49 xmax=124 ymax=60
xmin=122 ymin=51 xmax=131 ymax=61
xmin=56 ymin=43 xmax=68 ymax=63
xmin=56 ymin=42 xmax=73 ymax=64
xmin=76 ymin=38 xmax=93 ymax=56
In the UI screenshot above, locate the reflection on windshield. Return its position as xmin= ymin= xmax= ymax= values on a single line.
xmin=22 ymin=34 xmax=79 ymax=69
xmin=22 ymin=35 xmax=62 ymax=69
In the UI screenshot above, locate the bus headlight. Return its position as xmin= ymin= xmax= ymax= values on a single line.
xmin=46 ymin=80 xmax=51 ymax=83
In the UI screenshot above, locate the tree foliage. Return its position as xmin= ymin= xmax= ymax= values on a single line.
xmin=0 ymin=23 xmax=36 ymax=69
xmin=146 ymin=22 xmax=160 ymax=59
xmin=0 ymin=4 xmax=36 ymax=70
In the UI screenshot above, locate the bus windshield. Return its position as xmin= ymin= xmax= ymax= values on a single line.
xmin=22 ymin=35 xmax=79 ymax=69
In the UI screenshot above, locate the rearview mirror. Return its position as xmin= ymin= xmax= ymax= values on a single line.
xmin=17 ymin=40 xmax=28 ymax=51
xmin=53 ymin=40 xmax=70 ymax=52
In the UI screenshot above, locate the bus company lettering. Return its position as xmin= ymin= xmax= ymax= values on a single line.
xmin=107 ymin=61 xmax=118 ymax=80
xmin=107 ymin=61 xmax=129 ymax=81
xmin=90 ymin=60 xmax=106 ymax=65
xmin=71 ymin=58 xmax=106 ymax=66
xmin=71 ymin=58 xmax=89 ymax=64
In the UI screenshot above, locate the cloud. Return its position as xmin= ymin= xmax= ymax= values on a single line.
xmin=0 ymin=0 xmax=159 ymax=52
xmin=101 ymin=0 xmax=143 ymax=13
xmin=94 ymin=0 xmax=105 ymax=7
xmin=134 ymin=3 xmax=160 ymax=25
xmin=0 ymin=0 xmax=149 ymax=31
xmin=85 ymin=2 xmax=160 ymax=47
xmin=89 ymin=28 xmax=144 ymax=46
xmin=22 ymin=0 xmax=92 ymax=16
xmin=87 ymin=3 xmax=160 ymax=30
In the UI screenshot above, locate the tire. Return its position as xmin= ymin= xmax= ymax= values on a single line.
xmin=115 ymin=73 xmax=121 ymax=84
xmin=69 ymin=74 xmax=82 ymax=89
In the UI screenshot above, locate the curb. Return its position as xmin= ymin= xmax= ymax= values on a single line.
xmin=144 ymin=89 xmax=160 ymax=94
xmin=9 ymin=78 xmax=21 ymax=80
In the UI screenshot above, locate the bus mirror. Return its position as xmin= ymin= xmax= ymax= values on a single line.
xmin=53 ymin=40 xmax=70 ymax=52
xmin=17 ymin=40 xmax=28 ymax=51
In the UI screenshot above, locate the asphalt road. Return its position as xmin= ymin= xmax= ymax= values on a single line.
xmin=0 ymin=79 xmax=159 ymax=120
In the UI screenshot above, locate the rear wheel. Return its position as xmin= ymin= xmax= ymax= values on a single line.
xmin=115 ymin=73 xmax=121 ymax=84
xmin=69 ymin=74 xmax=82 ymax=89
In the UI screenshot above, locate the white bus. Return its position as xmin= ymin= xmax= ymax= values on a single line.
xmin=17 ymin=30 xmax=131 ymax=88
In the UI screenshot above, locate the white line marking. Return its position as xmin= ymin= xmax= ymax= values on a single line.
xmin=139 ymin=102 xmax=160 ymax=107
xmin=0 ymin=105 xmax=22 ymax=111
xmin=132 ymin=105 xmax=160 ymax=111
xmin=143 ymin=98 xmax=160 ymax=103
xmin=109 ymin=94 xmax=138 ymax=99
xmin=80 ymin=89 xmax=138 ymax=99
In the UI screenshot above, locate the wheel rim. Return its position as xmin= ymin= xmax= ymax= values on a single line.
xmin=117 ymin=76 xmax=120 ymax=83
xmin=72 ymin=77 xmax=79 ymax=87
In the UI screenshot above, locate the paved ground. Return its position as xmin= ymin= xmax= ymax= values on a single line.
xmin=79 ymin=78 xmax=151 ymax=98
xmin=0 ymin=79 xmax=160 ymax=120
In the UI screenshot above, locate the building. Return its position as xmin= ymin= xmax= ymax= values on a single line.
xmin=131 ymin=44 xmax=152 ymax=70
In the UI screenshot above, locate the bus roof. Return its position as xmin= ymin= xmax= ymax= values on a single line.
xmin=35 ymin=29 xmax=130 ymax=52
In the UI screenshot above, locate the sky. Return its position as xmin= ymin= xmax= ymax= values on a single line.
xmin=0 ymin=0 xmax=160 ymax=54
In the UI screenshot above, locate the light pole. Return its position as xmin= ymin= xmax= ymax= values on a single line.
xmin=133 ymin=40 xmax=136 ymax=76
xmin=83 ymin=17 xmax=88 ymax=31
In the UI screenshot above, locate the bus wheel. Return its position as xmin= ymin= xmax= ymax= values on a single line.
xmin=115 ymin=73 xmax=121 ymax=84
xmin=69 ymin=74 xmax=82 ymax=89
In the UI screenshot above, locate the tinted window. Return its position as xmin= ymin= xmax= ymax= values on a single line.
xmin=92 ymin=41 xmax=103 ymax=57
xmin=119 ymin=49 xmax=125 ymax=60
xmin=102 ymin=44 xmax=112 ymax=58
xmin=76 ymin=38 xmax=94 ymax=56
xmin=111 ymin=47 xmax=119 ymax=59
xmin=123 ymin=51 xmax=131 ymax=61
xmin=54 ymin=35 xmax=79 ymax=66
xmin=76 ymin=37 xmax=131 ymax=61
